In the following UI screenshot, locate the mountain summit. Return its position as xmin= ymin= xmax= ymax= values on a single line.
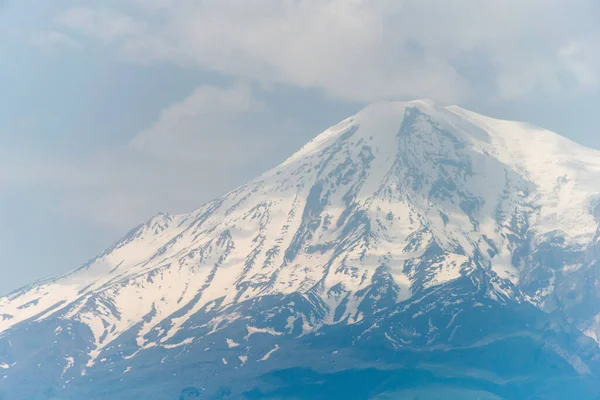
xmin=2 ymin=100 xmax=600 ymax=399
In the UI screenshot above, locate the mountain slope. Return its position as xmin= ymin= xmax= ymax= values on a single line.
xmin=2 ymin=100 xmax=600 ymax=399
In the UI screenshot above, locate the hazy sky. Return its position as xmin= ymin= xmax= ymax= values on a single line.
xmin=2 ymin=0 xmax=600 ymax=294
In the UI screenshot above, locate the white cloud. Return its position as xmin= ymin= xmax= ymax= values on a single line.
xmin=30 ymin=31 xmax=81 ymax=50
xmin=53 ymin=0 xmax=600 ymax=103
xmin=131 ymin=83 xmax=268 ymax=162
xmin=56 ymin=7 xmax=146 ymax=43
xmin=559 ymin=41 xmax=599 ymax=89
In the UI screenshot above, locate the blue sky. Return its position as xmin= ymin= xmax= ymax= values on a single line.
xmin=1 ymin=0 xmax=600 ymax=294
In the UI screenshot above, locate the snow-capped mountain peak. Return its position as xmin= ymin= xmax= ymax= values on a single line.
xmin=2 ymin=100 xmax=600 ymax=399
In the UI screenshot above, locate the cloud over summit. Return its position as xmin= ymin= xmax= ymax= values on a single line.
xmin=57 ymin=0 xmax=600 ymax=103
